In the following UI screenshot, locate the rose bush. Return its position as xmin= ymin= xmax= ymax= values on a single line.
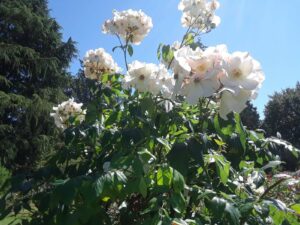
xmin=1 ymin=1 xmax=300 ymax=224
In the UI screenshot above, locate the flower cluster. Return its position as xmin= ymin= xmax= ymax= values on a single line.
xmin=170 ymin=44 xmax=265 ymax=119
xmin=50 ymin=98 xmax=86 ymax=130
xmin=102 ymin=9 xmax=153 ymax=45
xmin=178 ymin=0 xmax=221 ymax=31
xmin=123 ymin=61 xmax=174 ymax=98
xmin=72 ymin=2 xmax=264 ymax=121
xmin=83 ymin=48 xmax=121 ymax=80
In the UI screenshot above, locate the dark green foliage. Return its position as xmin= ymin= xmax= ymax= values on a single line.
xmin=2 ymin=74 xmax=299 ymax=224
xmin=240 ymin=101 xmax=260 ymax=130
xmin=0 ymin=0 xmax=76 ymax=171
xmin=70 ymin=68 xmax=95 ymax=104
xmin=263 ymin=82 xmax=300 ymax=148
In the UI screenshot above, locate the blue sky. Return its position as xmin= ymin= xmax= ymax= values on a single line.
xmin=48 ymin=0 xmax=300 ymax=116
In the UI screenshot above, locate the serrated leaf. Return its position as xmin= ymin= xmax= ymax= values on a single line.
xmin=215 ymin=155 xmax=230 ymax=185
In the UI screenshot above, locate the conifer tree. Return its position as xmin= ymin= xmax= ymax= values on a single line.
xmin=0 ymin=0 xmax=76 ymax=171
xmin=240 ymin=101 xmax=260 ymax=130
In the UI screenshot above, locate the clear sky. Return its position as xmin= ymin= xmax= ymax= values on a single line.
xmin=48 ymin=0 xmax=300 ymax=116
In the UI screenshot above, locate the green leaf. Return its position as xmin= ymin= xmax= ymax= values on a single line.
xmin=141 ymin=197 xmax=159 ymax=215
xmin=93 ymin=171 xmax=127 ymax=199
xmin=157 ymin=43 xmax=163 ymax=60
xmin=127 ymin=44 xmax=133 ymax=56
xmin=261 ymin=160 xmax=282 ymax=170
xmin=94 ymin=176 xmax=105 ymax=197
xmin=52 ymin=179 xmax=68 ymax=186
xmin=214 ymin=155 xmax=230 ymax=185
xmin=291 ymin=204 xmax=300 ymax=214
xmin=234 ymin=113 xmax=247 ymax=150
xmin=53 ymin=180 xmax=77 ymax=206
xmin=162 ymin=45 xmax=174 ymax=63
xmin=214 ymin=114 xmax=234 ymax=138
xmin=265 ymin=199 xmax=287 ymax=211
xmin=170 ymin=192 xmax=186 ymax=214
xmin=156 ymin=137 xmax=171 ymax=151
xmin=105 ymin=110 xmax=121 ymax=126
xmin=239 ymin=203 xmax=254 ymax=217
xmin=269 ymin=204 xmax=285 ymax=225
xmin=209 ymin=197 xmax=226 ymax=218
xmin=140 ymin=96 xmax=156 ymax=117
xmin=171 ymin=218 xmax=188 ymax=225
xmin=173 ymin=169 xmax=185 ymax=193
xmin=184 ymin=33 xmax=194 ymax=45
xmin=138 ymin=148 xmax=156 ymax=164
xmin=114 ymin=171 xmax=127 ymax=183
xmin=225 ymin=203 xmax=241 ymax=225
xmin=157 ymin=166 xmax=173 ymax=187
xmin=139 ymin=177 xmax=147 ymax=198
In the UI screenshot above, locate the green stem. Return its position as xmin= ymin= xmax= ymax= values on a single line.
xmin=116 ymin=34 xmax=129 ymax=71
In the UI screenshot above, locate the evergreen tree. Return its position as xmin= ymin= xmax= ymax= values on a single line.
xmin=0 ymin=0 xmax=76 ymax=171
xmin=240 ymin=101 xmax=260 ymax=130
xmin=263 ymin=82 xmax=300 ymax=148
xmin=71 ymin=68 xmax=94 ymax=104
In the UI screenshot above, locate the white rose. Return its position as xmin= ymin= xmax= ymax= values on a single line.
xmin=50 ymin=98 xmax=86 ymax=130
xmin=172 ymin=46 xmax=202 ymax=94
xmin=178 ymin=0 xmax=221 ymax=31
xmin=219 ymin=89 xmax=252 ymax=120
xmin=220 ymin=52 xmax=265 ymax=94
xmin=83 ymin=48 xmax=120 ymax=80
xmin=181 ymin=53 xmax=221 ymax=103
xmin=102 ymin=9 xmax=153 ymax=45
xmin=122 ymin=60 xmax=159 ymax=94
